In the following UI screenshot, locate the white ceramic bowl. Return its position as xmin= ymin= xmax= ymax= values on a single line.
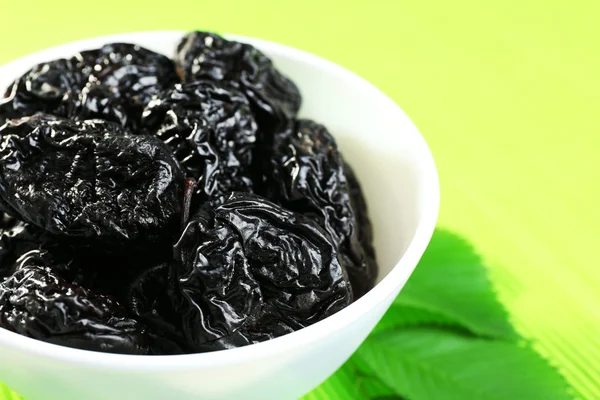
xmin=0 ymin=31 xmax=439 ymax=400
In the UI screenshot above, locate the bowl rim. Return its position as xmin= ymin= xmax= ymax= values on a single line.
xmin=0 ymin=30 xmax=440 ymax=371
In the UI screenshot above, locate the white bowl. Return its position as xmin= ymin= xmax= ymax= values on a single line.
xmin=0 ymin=31 xmax=439 ymax=400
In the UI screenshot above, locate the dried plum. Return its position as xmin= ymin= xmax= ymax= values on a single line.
xmin=142 ymin=81 xmax=257 ymax=204
xmin=0 ymin=264 xmax=150 ymax=354
xmin=164 ymin=192 xmax=352 ymax=352
xmin=0 ymin=214 xmax=68 ymax=281
xmin=0 ymin=214 xmax=31 ymax=279
xmin=0 ymin=58 xmax=88 ymax=122
xmin=75 ymin=43 xmax=180 ymax=130
xmin=0 ymin=212 xmax=164 ymax=308
xmin=54 ymin=245 xmax=170 ymax=306
xmin=344 ymin=162 xmax=377 ymax=267
xmin=64 ymin=84 xmax=130 ymax=128
xmin=175 ymin=31 xmax=301 ymax=133
xmin=0 ymin=219 xmax=170 ymax=309
xmin=0 ymin=114 xmax=183 ymax=245
xmin=0 ymin=43 xmax=180 ymax=131
xmin=128 ymin=262 xmax=187 ymax=354
xmin=265 ymin=119 xmax=377 ymax=298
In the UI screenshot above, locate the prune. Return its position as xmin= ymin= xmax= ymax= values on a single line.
xmin=142 ymin=81 xmax=257 ymax=204
xmin=0 ymin=215 xmax=30 ymax=279
xmin=128 ymin=263 xmax=186 ymax=354
xmin=64 ymin=84 xmax=130 ymax=128
xmin=344 ymin=162 xmax=377 ymax=267
xmin=0 ymin=264 xmax=150 ymax=354
xmin=75 ymin=43 xmax=180 ymax=130
xmin=0 ymin=58 xmax=88 ymax=122
xmin=0 ymin=214 xmax=67 ymax=281
xmin=0 ymin=114 xmax=183 ymax=245
xmin=0 ymin=221 xmax=171 ymax=311
xmin=53 ymin=245 xmax=169 ymax=305
xmin=163 ymin=192 xmax=352 ymax=352
xmin=0 ymin=43 xmax=180 ymax=131
xmin=265 ymin=119 xmax=377 ymax=298
xmin=175 ymin=31 xmax=301 ymax=133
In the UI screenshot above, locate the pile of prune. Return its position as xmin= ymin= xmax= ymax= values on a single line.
xmin=0 ymin=31 xmax=377 ymax=355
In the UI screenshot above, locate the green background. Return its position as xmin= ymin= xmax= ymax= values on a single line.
xmin=0 ymin=0 xmax=598 ymax=398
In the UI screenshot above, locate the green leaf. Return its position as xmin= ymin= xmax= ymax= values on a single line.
xmin=351 ymin=357 xmax=402 ymax=398
xmin=358 ymin=376 xmax=400 ymax=399
xmin=372 ymin=303 xmax=463 ymax=334
xmin=302 ymin=357 xmax=403 ymax=400
xmin=302 ymin=360 xmax=369 ymax=400
xmin=357 ymin=327 xmax=572 ymax=400
xmin=397 ymin=229 xmax=518 ymax=340
xmin=302 ymin=357 xmax=402 ymax=400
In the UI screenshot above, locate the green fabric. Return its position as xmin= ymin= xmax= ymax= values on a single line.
xmin=0 ymin=0 xmax=598 ymax=398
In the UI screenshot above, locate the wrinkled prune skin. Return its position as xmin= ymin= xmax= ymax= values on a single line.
xmin=0 ymin=58 xmax=88 ymax=122
xmin=128 ymin=263 xmax=187 ymax=354
xmin=0 ymin=264 xmax=150 ymax=354
xmin=175 ymin=31 xmax=301 ymax=134
xmin=0 ymin=43 xmax=180 ymax=131
xmin=0 ymin=114 xmax=183 ymax=245
xmin=142 ymin=81 xmax=257 ymax=204
xmin=64 ymin=85 xmax=131 ymax=128
xmin=0 ymin=214 xmax=69 ymax=281
xmin=3 ymin=241 xmax=177 ymax=355
xmin=80 ymin=43 xmax=179 ymax=103
xmin=74 ymin=43 xmax=180 ymax=130
xmin=172 ymin=198 xmax=262 ymax=350
xmin=0 ymin=214 xmax=31 ymax=279
xmin=265 ymin=120 xmax=377 ymax=298
xmin=0 ymin=220 xmax=171 ymax=311
xmin=344 ymin=162 xmax=377 ymax=268
xmin=165 ymin=192 xmax=352 ymax=352
xmin=0 ymin=212 xmax=169 ymax=312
